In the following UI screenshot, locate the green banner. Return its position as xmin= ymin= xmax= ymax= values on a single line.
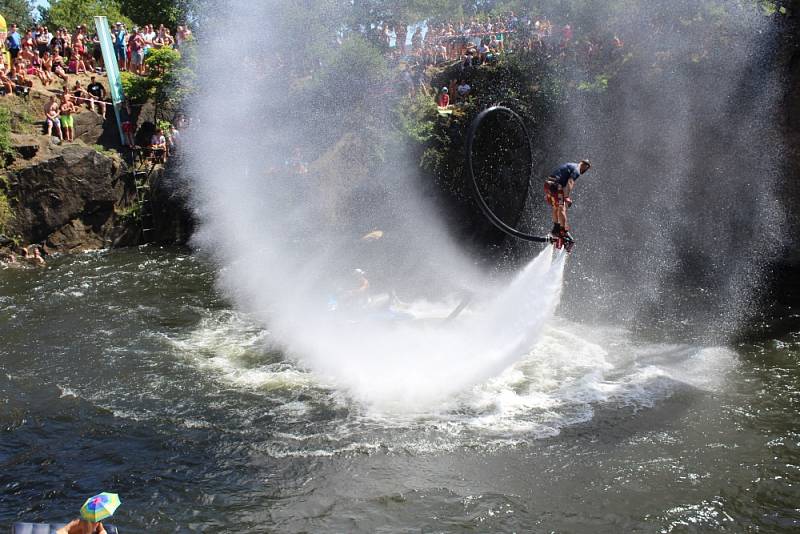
xmin=94 ymin=16 xmax=126 ymax=145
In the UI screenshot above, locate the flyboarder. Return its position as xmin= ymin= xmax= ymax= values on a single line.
xmin=544 ymin=160 xmax=591 ymax=245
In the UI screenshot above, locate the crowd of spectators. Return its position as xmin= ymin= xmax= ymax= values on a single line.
xmin=110 ymin=21 xmax=191 ymax=75
xmin=372 ymin=12 xmax=626 ymax=108
xmin=1 ymin=19 xmax=189 ymax=155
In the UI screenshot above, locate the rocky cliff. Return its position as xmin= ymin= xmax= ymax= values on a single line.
xmin=0 ymin=97 xmax=192 ymax=254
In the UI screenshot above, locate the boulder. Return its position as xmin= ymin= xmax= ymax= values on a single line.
xmin=4 ymin=144 xmax=127 ymax=251
xmin=73 ymin=109 xmax=107 ymax=145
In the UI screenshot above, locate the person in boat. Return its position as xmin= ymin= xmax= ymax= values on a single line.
xmin=543 ymin=159 xmax=591 ymax=243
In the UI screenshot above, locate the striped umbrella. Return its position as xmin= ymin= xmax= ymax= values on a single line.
xmin=80 ymin=492 xmax=121 ymax=522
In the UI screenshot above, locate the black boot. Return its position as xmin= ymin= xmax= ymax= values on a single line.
xmin=550 ymin=223 xmax=561 ymax=238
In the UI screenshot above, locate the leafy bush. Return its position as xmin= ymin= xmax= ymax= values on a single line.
xmin=120 ymin=71 xmax=153 ymax=104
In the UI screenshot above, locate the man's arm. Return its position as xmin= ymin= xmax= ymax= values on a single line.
xmin=564 ymin=178 xmax=575 ymax=200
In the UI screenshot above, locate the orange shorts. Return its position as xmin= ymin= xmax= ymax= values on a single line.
xmin=544 ymin=181 xmax=564 ymax=207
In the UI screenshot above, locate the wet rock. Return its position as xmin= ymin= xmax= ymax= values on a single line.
xmin=4 ymin=144 xmax=128 ymax=251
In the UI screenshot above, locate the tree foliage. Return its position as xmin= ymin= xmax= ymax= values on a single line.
xmin=41 ymin=0 xmax=132 ymax=32
xmin=0 ymin=0 xmax=34 ymax=29
xmin=118 ymin=0 xmax=190 ymax=28
xmin=121 ymin=45 xmax=195 ymax=121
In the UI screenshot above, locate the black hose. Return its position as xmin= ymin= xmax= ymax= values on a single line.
xmin=465 ymin=105 xmax=550 ymax=243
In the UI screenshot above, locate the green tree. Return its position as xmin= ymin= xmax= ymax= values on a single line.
xmin=118 ymin=0 xmax=190 ymax=28
xmin=121 ymin=45 xmax=194 ymax=120
xmin=41 ymin=0 xmax=132 ymax=32
xmin=0 ymin=0 xmax=34 ymax=29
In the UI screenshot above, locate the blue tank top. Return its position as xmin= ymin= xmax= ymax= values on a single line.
xmin=549 ymin=162 xmax=581 ymax=187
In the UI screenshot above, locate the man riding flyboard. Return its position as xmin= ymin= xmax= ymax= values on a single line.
xmin=544 ymin=160 xmax=591 ymax=250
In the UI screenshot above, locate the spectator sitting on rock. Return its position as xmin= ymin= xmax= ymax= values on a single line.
xmin=86 ymin=75 xmax=106 ymax=118
xmin=68 ymin=52 xmax=87 ymax=75
xmin=456 ymin=80 xmax=471 ymax=100
xmin=44 ymin=96 xmax=63 ymax=139
xmin=72 ymin=79 xmax=89 ymax=103
xmin=52 ymin=51 xmax=69 ymax=82
xmin=32 ymin=51 xmax=53 ymax=86
xmin=11 ymin=62 xmax=32 ymax=95
xmin=437 ymin=86 xmax=449 ymax=107
xmin=489 ymin=34 xmax=501 ymax=52
xmin=478 ymin=40 xmax=490 ymax=63
xmin=0 ymin=67 xmax=15 ymax=96
xmin=150 ymin=127 xmax=167 ymax=163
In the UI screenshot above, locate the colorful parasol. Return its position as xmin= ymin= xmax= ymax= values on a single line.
xmin=80 ymin=492 xmax=121 ymax=522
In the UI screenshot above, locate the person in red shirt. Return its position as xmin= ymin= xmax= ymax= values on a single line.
xmin=437 ymin=87 xmax=449 ymax=107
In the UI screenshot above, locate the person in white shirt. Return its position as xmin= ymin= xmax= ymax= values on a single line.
xmin=150 ymin=128 xmax=167 ymax=163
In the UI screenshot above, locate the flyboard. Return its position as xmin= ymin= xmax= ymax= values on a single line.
xmin=465 ymin=105 xmax=573 ymax=252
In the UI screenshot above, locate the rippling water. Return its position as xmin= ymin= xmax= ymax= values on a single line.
xmin=1 ymin=249 xmax=798 ymax=532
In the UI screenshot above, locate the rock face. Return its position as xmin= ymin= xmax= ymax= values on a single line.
xmin=2 ymin=141 xmax=192 ymax=253
xmin=5 ymin=144 xmax=130 ymax=252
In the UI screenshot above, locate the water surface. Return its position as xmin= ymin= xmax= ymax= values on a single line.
xmin=1 ymin=249 xmax=798 ymax=532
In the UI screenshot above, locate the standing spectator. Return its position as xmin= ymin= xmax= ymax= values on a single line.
xmin=141 ymin=24 xmax=156 ymax=61
xmin=50 ymin=29 xmax=65 ymax=57
xmin=59 ymin=93 xmax=78 ymax=142
xmin=401 ymin=67 xmax=414 ymax=97
xmin=395 ymin=22 xmax=407 ymax=55
xmin=561 ymin=24 xmax=573 ymax=48
xmin=128 ymin=29 xmax=145 ymax=75
xmin=175 ymin=25 xmax=191 ymax=49
xmin=62 ymin=28 xmax=74 ymax=62
xmin=44 ymin=96 xmax=62 ymax=139
xmin=112 ymin=22 xmax=127 ymax=70
xmin=6 ymin=24 xmax=21 ymax=61
xmin=36 ymin=26 xmax=52 ymax=56
xmin=167 ymin=124 xmax=179 ymax=155
xmin=411 ymin=27 xmax=422 ymax=51
xmin=86 ymin=75 xmax=107 ymax=118
xmin=21 ymin=29 xmax=35 ymax=51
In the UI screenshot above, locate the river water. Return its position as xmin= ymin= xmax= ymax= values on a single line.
xmin=1 ymin=247 xmax=798 ymax=532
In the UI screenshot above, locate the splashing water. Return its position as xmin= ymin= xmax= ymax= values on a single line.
xmin=179 ymin=1 xmax=580 ymax=411
xmin=289 ymin=248 xmax=568 ymax=411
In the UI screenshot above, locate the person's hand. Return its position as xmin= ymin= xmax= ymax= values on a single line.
xmin=565 ymin=197 xmax=573 ymax=208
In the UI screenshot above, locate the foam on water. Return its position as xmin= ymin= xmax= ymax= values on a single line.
xmin=162 ymin=291 xmax=739 ymax=454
